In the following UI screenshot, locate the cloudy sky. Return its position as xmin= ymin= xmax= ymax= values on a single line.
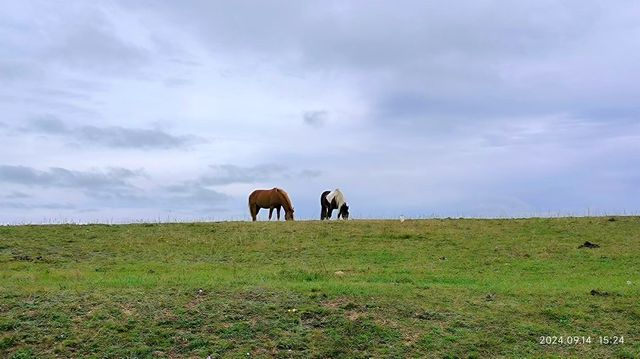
xmin=1 ymin=0 xmax=639 ymax=223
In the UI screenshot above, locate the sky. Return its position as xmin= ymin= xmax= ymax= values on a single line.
xmin=1 ymin=0 xmax=639 ymax=223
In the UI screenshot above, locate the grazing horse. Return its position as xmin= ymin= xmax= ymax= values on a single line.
xmin=320 ymin=188 xmax=349 ymax=220
xmin=248 ymin=188 xmax=295 ymax=221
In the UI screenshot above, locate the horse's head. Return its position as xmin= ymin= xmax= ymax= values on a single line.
xmin=339 ymin=204 xmax=349 ymax=220
xmin=285 ymin=208 xmax=295 ymax=221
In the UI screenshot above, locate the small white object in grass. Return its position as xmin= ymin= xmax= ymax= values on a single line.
xmin=399 ymin=215 xmax=405 ymax=223
xmin=628 ymin=280 xmax=632 ymax=285
xmin=334 ymin=270 xmax=345 ymax=276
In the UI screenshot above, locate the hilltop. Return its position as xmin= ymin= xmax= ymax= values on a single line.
xmin=1 ymin=217 xmax=638 ymax=357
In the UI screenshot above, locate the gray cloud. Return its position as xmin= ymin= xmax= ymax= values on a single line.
xmin=0 ymin=164 xmax=230 ymax=214
xmin=188 ymin=163 xmax=323 ymax=189
xmin=0 ymin=165 xmax=143 ymax=190
xmin=122 ymin=1 xmax=639 ymax=127
xmin=47 ymin=10 xmax=150 ymax=75
xmin=303 ymin=111 xmax=327 ymax=127
xmin=374 ymin=91 xmax=532 ymax=121
xmin=1 ymin=202 xmax=76 ymax=210
xmin=32 ymin=87 xmax=94 ymax=102
xmin=23 ymin=116 xmax=202 ymax=149
xmin=27 ymin=116 xmax=69 ymax=134
xmin=78 ymin=126 xmax=199 ymax=149
xmin=299 ymin=169 xmax=322 ymax=178
xmin=197 ymin=164 xmax=324 ymax=186
xmin=80 ymin=178 xmax=230 ymax=212
xmin=121 ymin=1 xmax=587 ymax=67
xmin=1 ymin=191 xmax=30 ymax=199
xmin=163 ymin=78 xmax=192 ymax=87
xmin=200 ymin=164 xmax=288 ymax=186
xmin=0 ymin=60 xmax=42 ymax=81
xmin=163 ymin=183 xmax=230 ymax=205
xmin=0 ymin=3 xmax=151 ymax=88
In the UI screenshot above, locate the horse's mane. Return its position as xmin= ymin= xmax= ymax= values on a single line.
xmin=276 ymin=188 xmax=294 ymax=211
xmin=329 ymin=188 xmax=346 ymax=208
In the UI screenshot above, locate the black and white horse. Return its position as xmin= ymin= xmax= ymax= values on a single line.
xmin=320 ymin=189 xmax=349 ymax=220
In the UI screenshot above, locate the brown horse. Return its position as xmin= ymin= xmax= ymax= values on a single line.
xmin=248 ymin=188 xmax=295 ymax=221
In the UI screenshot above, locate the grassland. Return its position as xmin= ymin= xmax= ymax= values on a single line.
xmin=0 ymin=217 xmax=639 ymax=358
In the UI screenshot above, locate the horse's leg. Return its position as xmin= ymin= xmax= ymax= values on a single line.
xmin=268 ymin=207 xmax=274 ymax=221
xmin=321 ymin=205 xmax=326 ymax=220
xmin=327 ymin=207 xmax=334 ymax=219
xmin=277 ymin=207 xmax=281 ymax=221
xmin=251 ymin=206 xmax=259 ymax=221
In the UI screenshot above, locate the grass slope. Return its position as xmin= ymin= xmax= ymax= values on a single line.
xmin=1 ymin=217 xmax=639 ymax=358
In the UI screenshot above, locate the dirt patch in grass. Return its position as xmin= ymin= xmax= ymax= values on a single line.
xmin=321 ymin=297 xmax=351 ymax=310
xmin=345 ymin=310 xmax=367 ymax=321
xmin=578 ymin=241 xmax=600 ymax=249
xmin=590 ymin=289 xmax=609 ymax=296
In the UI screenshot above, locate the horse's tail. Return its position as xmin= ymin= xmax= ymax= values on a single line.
xmin=248 ymin=191 xmax=256 ymax=219
xmin=248 ymin=190 xmax=256 ymax=206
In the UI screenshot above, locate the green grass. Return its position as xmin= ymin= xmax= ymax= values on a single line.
xmin=1 ymin=217 xmax=639 ymax=358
